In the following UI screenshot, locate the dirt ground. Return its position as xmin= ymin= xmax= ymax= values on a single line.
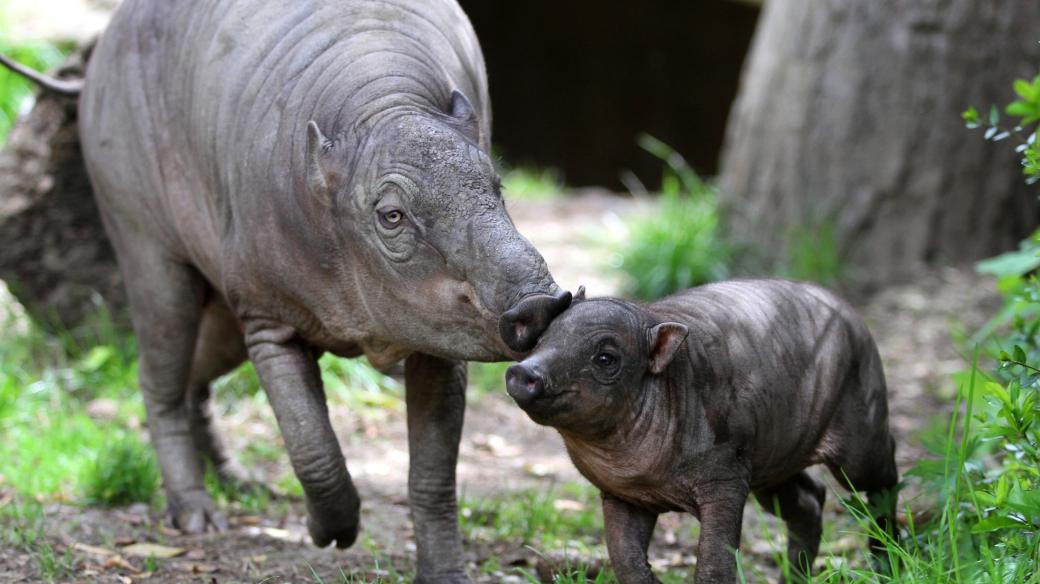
xmin=0 ymin=192 xmax=1002 ymax=583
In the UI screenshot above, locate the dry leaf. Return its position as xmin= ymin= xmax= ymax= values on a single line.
xmin=249 ymin=554 xmax=267 ymax=563
xmin=235 ymin=515 xmax=262 ymax=526
xmin=472 ymin=433 xmax=521 ymax=457
xmin=113 ymin=537 xmax=136 ymax=546
xmin=258 ymin=527 xmax=297 ymax=541
xmin=122 ymin=542 xmax=186 ymax=558
xmin=73 ymin=543 xmax=116 ymax=557
xmin=116 ymin=576 xmax=133 ymax=584
xmin=114 ymin=511 xmax=146 ymax=525
xmin=103 ymin=554 xmax=140 ymax=573
xmin=553 ymin=499 xmax=586 ymax=513
xmin=185 ymin=548 xmax=206 ymax=560
xmin=522 ymin=463 xmax=554 ymax=478
xmin=183 ymin=563 xmax=218 ymax=574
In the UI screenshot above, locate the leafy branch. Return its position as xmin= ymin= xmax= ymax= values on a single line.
xmin=963 ymin=74 xmax=1040 ymax=183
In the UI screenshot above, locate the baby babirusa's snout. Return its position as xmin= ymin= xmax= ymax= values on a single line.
xmin=505 ymin=362 xmax=546 ymax=406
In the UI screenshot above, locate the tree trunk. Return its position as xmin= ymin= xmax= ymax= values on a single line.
xmin=0 ymin=43 xmax=126 ymax=332
xmin=719 ymin=0 xmax=1040 ymax=288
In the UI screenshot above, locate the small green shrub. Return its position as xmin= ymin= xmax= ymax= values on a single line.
xmin=467 ymin=361 xmax=511 ymax=397
xmin=214 ymin=354 xmax=401 ymax=410
xmin=501 ymin=165 xmax=564 ymax=201
xmin=321 ymin=354 xmax=402 ymax=410
xmin=784 ymin=220 xmax=843 ymax=287
xmin=82 ymin=433 xmax=161 ymax=506
xmin=617 ymin=135 xmax=731 ymax=300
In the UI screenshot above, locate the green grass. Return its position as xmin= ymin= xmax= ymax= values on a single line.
xmin=0 ymin=297 xmax=153 ymax=503
xmin=460 ymin=481 xmax=602 ymax=549
xmin=306 ymin=554 xmax=412 ymax=583
xmin=0 ymin=499 xmax=76 ymax=582
xmin=0 ymin=287 xmax=402 ymax=511
xmin=517 ymin=559 xmax=613 ymax=584
xmin=1 ymin=498 xmax=45 ymax=549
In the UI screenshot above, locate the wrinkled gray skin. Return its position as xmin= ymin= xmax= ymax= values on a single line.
xmin=507 ymin=280 xmax=898 ymax=584
xmin=76 ymin=1 xmax=567 ymax=581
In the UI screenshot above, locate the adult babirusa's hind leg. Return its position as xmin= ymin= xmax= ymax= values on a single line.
xmin=753 ymin=470 xmax=826 ymax=582
xmin=119 ymin=246 xmax=225 ymax=533
xmin=186 ymin=297 xmax=253 ymax=487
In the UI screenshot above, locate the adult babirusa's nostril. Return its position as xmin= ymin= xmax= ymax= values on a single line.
xmin=505 ymin=363 xmax=544 ymax=405
xmin=499 ymin=289 xmax=573 ymax=353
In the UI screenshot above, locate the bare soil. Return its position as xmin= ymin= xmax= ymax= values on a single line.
xmin=0 ymin=192 xmax=1001 ymax=583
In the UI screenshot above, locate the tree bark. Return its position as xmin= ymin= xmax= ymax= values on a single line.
xmin=719 ymin=0 xmax=1040 ymax=288
xmin=0 ymin=43 xmax=126 ymax=332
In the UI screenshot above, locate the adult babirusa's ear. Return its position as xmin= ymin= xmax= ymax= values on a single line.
xmin=647 ymin=322 xmax=689 ymax=375
xmin=306 ymin=120 xmax=333 ymax=206
xmin=574 ymin=285 xmax=586 ymax=301
xmin=448 ymin=89 xmax=480 ymax=142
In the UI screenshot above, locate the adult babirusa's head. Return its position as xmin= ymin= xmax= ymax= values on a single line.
xmin=304 ymin=90 xmax=569 ymax=361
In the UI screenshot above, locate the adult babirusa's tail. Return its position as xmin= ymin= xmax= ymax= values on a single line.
xmin=0 ymin=53 xmax=82 ymax=96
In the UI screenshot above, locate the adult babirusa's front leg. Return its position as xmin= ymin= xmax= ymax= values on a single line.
xmin=246 ymin=322 xmax=360 ymax=548
xmin=602 ymin=494 xmax=661 ymax=584
xmin=405 ymin=353 xmax=469 ymax=584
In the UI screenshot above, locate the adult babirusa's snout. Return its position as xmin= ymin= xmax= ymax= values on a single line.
xmin=506 ymin=362 xmax=545 ymax=406
xmin=499 ymin=289 xmax=572 ymax=353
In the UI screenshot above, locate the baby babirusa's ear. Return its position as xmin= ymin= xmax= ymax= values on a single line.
xmin=647 ymin=322 xmax=689 ymax=374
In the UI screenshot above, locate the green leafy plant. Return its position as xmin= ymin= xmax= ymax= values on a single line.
xmin=964 ymin=74 xmax=1040 ymax=183
xmin=617 ymin=135 xmax=731 ymax=300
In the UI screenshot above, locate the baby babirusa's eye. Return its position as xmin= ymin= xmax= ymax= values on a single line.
xmin=593 ymin=352 xmax=617 ymax=368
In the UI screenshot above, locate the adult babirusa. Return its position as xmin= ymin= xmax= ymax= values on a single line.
xmin=2 ymin=0 xmax=569 ymax=581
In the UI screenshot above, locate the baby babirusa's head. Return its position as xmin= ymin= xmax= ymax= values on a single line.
xmin=505 ymin=296 xmax=687 ymax=436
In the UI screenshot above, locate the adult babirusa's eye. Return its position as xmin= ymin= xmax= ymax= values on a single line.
xmin=378 ymin=208 xmax=404 ymax=229
xmin=593 ymin=352 xmax=617 ymax=368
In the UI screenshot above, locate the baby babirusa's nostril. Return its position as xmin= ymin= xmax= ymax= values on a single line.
xmin=506 ymin=363 xmax=543 ymax=406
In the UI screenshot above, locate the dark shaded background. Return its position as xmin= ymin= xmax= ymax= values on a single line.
xmin=459 ymin=0 xmax=760 ymax=188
